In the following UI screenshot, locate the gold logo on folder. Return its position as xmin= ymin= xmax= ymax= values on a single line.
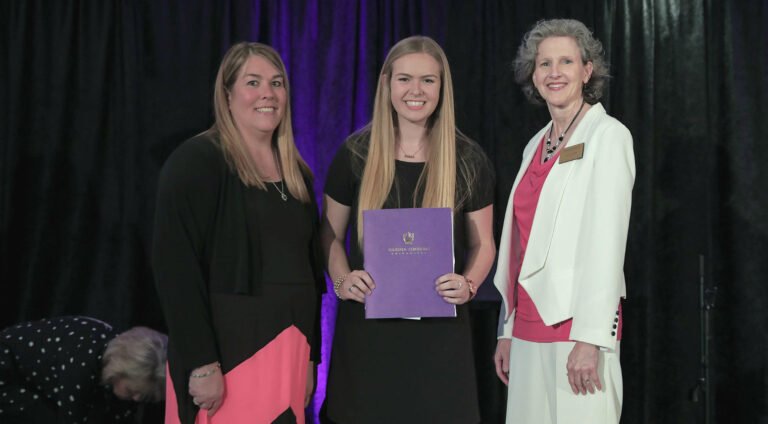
xmin=388 ymin=232 xmax=428 ymax=255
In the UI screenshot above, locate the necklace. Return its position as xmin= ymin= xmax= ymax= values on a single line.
xmin=267 ymin=148 xmax=288 ymax=201
xmin=398 ymin=141 xmax=425 ymax=159
xmin=544 ymin=100 xmax=586 ymax=163
xmin=271 ymin=180 xmax=288 ymax=201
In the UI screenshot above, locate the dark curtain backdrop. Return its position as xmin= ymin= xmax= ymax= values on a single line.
xmin=2 ymin=1 xmax=766 ymax=423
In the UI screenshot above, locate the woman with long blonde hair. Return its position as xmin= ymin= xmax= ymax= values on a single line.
xmin=153 ymin=42 xmax=323 ymax=424
xmin=322 ymin=35 xmax=496 ymax=423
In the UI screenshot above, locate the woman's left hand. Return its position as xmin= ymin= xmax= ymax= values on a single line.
xmin=435 ymin=273 xmax=471 ymax=304
xmin=189 ymin=362 xmax=225 ymax=415
xmin=566 ymin=341 xmax=602 ymax=395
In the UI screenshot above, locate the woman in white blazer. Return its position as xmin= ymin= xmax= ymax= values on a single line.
xmin=493 ymin=19 xmax=635 ymax=424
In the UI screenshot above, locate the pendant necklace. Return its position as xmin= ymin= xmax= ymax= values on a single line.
xmin=269 ymin=149 xmax=288 ymax=201
xmin=271 ymin=180 xmax=288 ymax=201
xmin=398 ymin=141 xmax=425 ymax=159
xmin=544 ymin=100 xmax=586 ymax=163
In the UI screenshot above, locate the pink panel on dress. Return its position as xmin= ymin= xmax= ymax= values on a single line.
xmin=165 ymin=325 xmax=310 ymax=424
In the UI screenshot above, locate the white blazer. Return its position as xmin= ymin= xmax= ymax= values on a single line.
xmin=494 ymin=103 xmax=635 ymax=350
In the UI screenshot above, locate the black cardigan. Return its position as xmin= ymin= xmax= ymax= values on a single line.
xmin=151 ymin=133 xmax=324 ymax=424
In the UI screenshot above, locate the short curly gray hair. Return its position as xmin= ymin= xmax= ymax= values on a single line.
xmin=101 ymin=326 xmax=168 ymax=402
xmin=513 ymin=19 xmax=609 ymax=105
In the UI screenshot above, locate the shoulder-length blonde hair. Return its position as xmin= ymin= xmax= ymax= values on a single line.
xmin=354 ymin=35 xmax=460 ymax=244
xmin=205 ymin=42 xmax=312 ymax=202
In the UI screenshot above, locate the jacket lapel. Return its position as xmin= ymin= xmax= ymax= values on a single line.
xmin=518 ymin=154 xmax=576 ymax=280
xmin=494 ymin=127 xmax=544 ymax=297
xmin=518 ymin=103 xmax=606 ymax=280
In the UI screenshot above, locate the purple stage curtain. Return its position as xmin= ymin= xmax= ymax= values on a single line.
xmin=3 ymin=1 xmax=768 ymax=423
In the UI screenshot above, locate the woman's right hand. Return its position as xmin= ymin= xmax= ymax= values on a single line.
xmin=494 ymin=338 xmax=512 ymax=385
xmin=189 ymin=362 xmax=225 ymax=416
xmin=337 ymin=270 xmax=376 ymax=303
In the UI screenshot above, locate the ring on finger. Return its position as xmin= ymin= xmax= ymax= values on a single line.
xmin=457 ymin=280 xmax=463 ymax=290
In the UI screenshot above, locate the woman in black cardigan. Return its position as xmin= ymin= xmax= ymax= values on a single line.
xmin=152 ymin=42 xmax=323 ymax=424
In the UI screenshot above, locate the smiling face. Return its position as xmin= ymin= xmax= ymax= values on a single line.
xmin=227 ymin=54 xmax=287 ymax=139
xmin=532 ymin=36 xmax=593 ymax=110
xmin=388 ymin=52 xmax=442 ymax=128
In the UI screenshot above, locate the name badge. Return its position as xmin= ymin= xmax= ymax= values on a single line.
xmin=559 ymin=143 xmax=584 ymax=164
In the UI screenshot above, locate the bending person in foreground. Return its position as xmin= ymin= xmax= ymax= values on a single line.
xmin=493 ymin=18 xmax=635 ymax=424
xmin=0 ymin=316 xmax=166 ymax=424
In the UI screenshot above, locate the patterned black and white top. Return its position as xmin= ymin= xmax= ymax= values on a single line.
xmin=0 ymin=316 xmax=135 ymax=423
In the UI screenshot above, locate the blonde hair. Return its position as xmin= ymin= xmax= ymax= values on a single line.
xmin=101 ymin=327 xmax=168 ymax=402
xmin=354 ymin=36 xmax=471 ymax=244
xmin=205 ymin=42 xmax=312 ymax=202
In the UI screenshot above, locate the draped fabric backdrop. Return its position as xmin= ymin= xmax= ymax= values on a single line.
xmin=2 ymin=1 xmax=766 ymax=423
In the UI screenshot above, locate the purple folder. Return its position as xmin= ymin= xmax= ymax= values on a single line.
xmin=363 ymin=207 xmax=456 ymax=319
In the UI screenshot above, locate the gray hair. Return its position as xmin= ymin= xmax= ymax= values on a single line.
xmin=101 ymin=326 xmax=168 ymax=402
xmin=513 ymin=19 xmax=609 ymax=105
